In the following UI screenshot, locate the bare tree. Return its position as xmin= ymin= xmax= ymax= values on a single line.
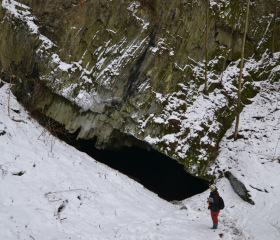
xmin=8 ymin=76 xmax=11 ymax=118
xmin=8 ymin=74 xmax=16 ymax=118
xmin=271 ymin=0 xmax=278 ymax=55
xmin=234 ymin=0 xmax=250 ymax=140
xmin=204 ymin=0 xmax=209 ymax=95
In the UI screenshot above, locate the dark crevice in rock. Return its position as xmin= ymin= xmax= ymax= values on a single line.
xmin=123 ymin=27 xmax=156 ymax=101
xmin=31 ymin=53 xmax=40 ymax=79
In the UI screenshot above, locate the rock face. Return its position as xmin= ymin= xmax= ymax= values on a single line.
xmin=225 ymin=171 xmax=254 ymax=205
xmin=0 ymin=0 xmax=279 ymax=179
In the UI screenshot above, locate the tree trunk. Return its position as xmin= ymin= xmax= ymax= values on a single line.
xmin=234 ymin=0 xmax=250 ymax=140
xmin=271 ymin=0 xmax=278 ymax=55
xmin=8 ymin=76 xmax=11 ymax=118
xmin=204 ymin=0 xmax=209 ymax=95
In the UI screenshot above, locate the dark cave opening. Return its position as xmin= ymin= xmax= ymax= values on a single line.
xmin=75 ymin=140 xmax=209 ymax=202
xmin=14 ymin=98 xmax=209 ymax=202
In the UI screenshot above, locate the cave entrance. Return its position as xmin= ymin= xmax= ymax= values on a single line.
xmin=11 ymin=81 xmax=209 ymax=202
xmin=76 ymin=140 xmax=209 ymax=202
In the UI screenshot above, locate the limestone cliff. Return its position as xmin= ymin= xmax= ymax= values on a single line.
xmin=0 ymin=0 xmax=279 ymax=178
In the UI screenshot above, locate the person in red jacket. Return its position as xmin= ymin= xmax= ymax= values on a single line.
xmin=207 ymin=184 xmax=220 ymax=229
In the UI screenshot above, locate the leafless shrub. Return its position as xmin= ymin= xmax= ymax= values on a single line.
xmin=38 ymin=117 xmax=74 ymax=152
xmin=42 ymin=118 xmax=72 ymax=140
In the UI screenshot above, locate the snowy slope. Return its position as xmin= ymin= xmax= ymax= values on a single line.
xmin=1 ymin=81 xmax=280 ymax=240
xmin=1 ymin=81 xmax=271 ymax=240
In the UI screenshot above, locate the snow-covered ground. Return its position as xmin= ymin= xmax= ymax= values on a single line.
xmin=1 ymin=77 xmax=280 ymax=240
xmin=1 ymin=0 xmax=280 ymax=239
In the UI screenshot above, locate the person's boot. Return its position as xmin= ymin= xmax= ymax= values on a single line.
xmin=210 ymin=223 xmax=218 ymax=229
